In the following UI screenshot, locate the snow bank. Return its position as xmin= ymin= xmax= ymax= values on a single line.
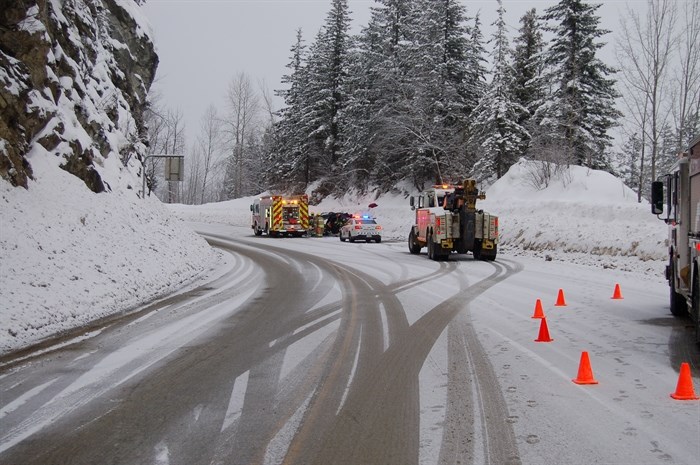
xmin=480 ymin=160 xmax=667 ymax=271
xmin=0 ymin=150 xmax=219 ymax=355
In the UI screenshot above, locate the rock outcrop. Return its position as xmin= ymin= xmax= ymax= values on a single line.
xmin=0 ymin=0 xmax=158 ymax=192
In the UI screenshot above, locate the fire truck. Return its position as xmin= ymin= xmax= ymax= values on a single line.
xmin=408 ymin=179 xmax=498 ymax=261
xmin=651 ymin=135 xmax=700 ymax=343
xmin=250 ymin=194 xmax=310 ymax=237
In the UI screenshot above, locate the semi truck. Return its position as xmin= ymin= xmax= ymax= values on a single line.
xmin=408 ymin=180 xmax=498 ymax=261
xmin=651 ymin=135 xmax=700 ymax=343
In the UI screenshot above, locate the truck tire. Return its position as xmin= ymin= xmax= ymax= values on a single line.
xmin=254 ymin=223 xmax=263 ymax=236
xmin=481 ymin=244 xmax=498 ymax=262
xmin=427 ymin=232 xmax=436 ymax=260
xmin=408 ymin=228 xmax=421 ymax=254
xmin=670 ymin=264 xmax=687 ymax=317
xmin=428 ymin=232 xmax=448 ymax=261
xmin=482 ymin=245 xmax=497 ymax=261
xmin=472 ymin=240 xmax=482 ymax=260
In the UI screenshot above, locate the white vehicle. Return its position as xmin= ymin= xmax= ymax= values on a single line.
xmin=339 ymin=215 xmax=382 ymax=243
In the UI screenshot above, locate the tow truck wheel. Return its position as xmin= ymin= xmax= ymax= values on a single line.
xmin=408 ymin=228 xmax=421 ymax=254
xmin=482 ymin=245 xmax=497 ymax=261
xmin=473 ymin=240 xmax=482 ymax=260
xmin=427 ymin=232 xmax=437 ymax=261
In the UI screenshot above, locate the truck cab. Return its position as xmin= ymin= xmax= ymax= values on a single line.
xmin=651 ymin=135 xmax=700 ymax=343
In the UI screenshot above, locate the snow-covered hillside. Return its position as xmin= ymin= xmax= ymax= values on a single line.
xmin=0 ymin=159 xmax=668 ymax=356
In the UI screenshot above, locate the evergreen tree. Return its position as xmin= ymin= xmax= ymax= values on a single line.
xmin=338 ymin=28 xmax=381 ymax=191
xmin=471 ymin=0 xmax=529 ymax=179
xmin=510 ymin=8 xmax=545 ymax=155
xmin=462 ymin=12 xmax=488 ymax=166
xmin=616 ymin=133 xmax=642 ymax=200
xmin=271 ymin=29 xmax=311 ymax=190
xmin=408 ymin=0 xmax=474 ymax=183
xmin=464 ymin=13 xmax=488 ymax=116
xmin=537 ymin=0 xmax=621 ymax=169
xmin=359 ymin=0 xmax=420 ymax=190
xmin=303 ymin=0 xmax=352 ymax=176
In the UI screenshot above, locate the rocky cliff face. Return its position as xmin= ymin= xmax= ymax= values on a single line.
xmin=0 ymin=0 xmax=157 ymax=192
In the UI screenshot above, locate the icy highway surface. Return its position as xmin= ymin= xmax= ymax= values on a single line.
xmin=1 ymin=223 xmax=699 ymax=465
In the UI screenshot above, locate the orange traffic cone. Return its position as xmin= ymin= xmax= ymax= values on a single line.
xmin=531 ymin=299 xmax=545 ymax=319
xmin=670 ymin=362 xmax=699 ymax=400
xmin=555 ymin=288 xmax=567 ymax=307
xmin=534 ymin=317 xmax=553 ymax=342
xmin=572 ymin=351 xmax=598 ymax=384
xmin=611 ymin=283 xmax=623 ymax=299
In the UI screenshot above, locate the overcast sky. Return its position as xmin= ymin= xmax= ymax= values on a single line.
xmin=141 ymin=0 xmax=644 ymax=147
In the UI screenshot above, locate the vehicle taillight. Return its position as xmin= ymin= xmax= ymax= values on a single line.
xmin=354 ymin=225 xmax=361 ymax=230
xmin=376 ymin=226 xmax=382 ymax=230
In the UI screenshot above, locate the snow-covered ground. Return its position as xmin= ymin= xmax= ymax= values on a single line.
xmin=0 ymin=151 xmax=219 ymax=355
xmin=0 ymin=158 xmax=668 ymax=355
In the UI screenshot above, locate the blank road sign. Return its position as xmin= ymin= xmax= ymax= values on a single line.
xmin=164 ymin=156 xmax=184 ymax=181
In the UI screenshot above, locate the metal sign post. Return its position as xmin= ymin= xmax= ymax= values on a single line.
xmin=141 ymin=155 xmax=184 ymax=199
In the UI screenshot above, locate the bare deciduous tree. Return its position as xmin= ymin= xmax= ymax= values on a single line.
xmin=617 ymin=0 xmax=677 ymax=184
xmin=144 ymin=89 xmax=186 ymax=202
xmin=222 ymin=72 xmax=260 ymax=199
xmin=196 ymin=105 xmax=224 ymax=204
xmin=672 ymin=0 xmax=700 ymax=150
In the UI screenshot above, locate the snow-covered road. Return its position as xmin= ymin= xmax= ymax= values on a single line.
xmin=1 ymin=223 xmax=698 ymax=465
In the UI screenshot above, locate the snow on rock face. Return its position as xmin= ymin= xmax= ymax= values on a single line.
xmin=0 ymin=2 xmax=219 ymax=356
xmin=0 ymin=0 xmax=158 ymax=192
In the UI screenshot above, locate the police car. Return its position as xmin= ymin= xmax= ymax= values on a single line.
xmin=339 ymin=214 xmax=382 ymax=243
